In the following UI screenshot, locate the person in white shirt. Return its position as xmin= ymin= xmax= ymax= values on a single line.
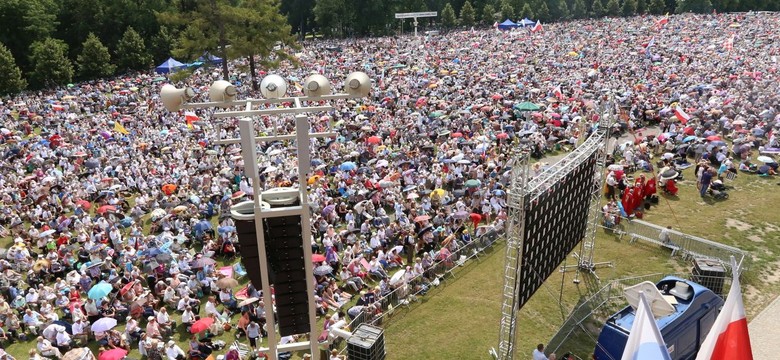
xmin=36 ymin=337 xmax=62 ymax=358
xmin=156 ymin=307 xmax=174 ymax=335
xmin=72 ymin=318 xmax=89 ymax=345
xmin=532 ymin=344 xmax=548 ymax=360
xmin=165 ymin=340 xmax=186 ymax=360
xmin=55 ymin=328 xmax=72 ymax=349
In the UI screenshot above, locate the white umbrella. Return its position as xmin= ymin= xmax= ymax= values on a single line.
xmin=732 ymin=119 xmax=747 ymax=126
xmin=263 ymin=166 xmax=278 ymax=174
xmin=268 ymin=149 xmax=283 ymax=156
xmin=43 ymin=324 xmax=66 ymax=340
xmin=38 ymin=229 xmax=57 ymax=238
xmin=376 ymin=159 xmax=389 ymax=168
xmin=91 ymin=317 xmax=117 ymax=332
xmin=389 ymin=269 xmax=406 ymax=286
xmin=757 ymin=156 xmax=775 ymax=163
xmin=607 ymin=164 xmax=623 ymax=171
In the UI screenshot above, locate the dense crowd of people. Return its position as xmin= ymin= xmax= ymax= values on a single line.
xmin=0 ymin=11 xmax=778 ymax=360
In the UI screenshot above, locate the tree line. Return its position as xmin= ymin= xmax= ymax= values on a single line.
xmin=1 ymin=0 xmax=778 ymax=95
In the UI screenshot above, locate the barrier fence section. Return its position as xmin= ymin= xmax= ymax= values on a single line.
xmin=331 ymin=227 xmax=503 ymax=354
xmin=604 ymin=217 xmax=750 ymax=271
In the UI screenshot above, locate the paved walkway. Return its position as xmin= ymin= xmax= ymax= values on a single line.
xmin=749 ymin=294 xmax=780 ymax=358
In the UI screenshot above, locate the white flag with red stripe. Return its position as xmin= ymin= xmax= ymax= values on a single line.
xmin=531 ymin=20 xmax=543 ymax=33
xmin=695 ymin=257 xmax=753 ymax=360
xmin=673 ymin=105 xmax=690 ymax=125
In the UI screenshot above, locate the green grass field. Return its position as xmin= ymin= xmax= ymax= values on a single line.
xmin=382 ymin=164 xmax=780 ymax=360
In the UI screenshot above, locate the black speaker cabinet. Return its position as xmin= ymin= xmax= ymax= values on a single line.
xmin=692 ymin=258 xmax=726 ymax=295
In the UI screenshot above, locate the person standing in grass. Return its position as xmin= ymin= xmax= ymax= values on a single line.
xmin=533 ymin=344 xmax=547 ymax=360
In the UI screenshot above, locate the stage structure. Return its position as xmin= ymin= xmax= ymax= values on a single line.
xmin=495 ymin=105 xmax=613 ymax=360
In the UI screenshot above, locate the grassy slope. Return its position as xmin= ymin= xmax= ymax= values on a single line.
xmin=384 ymin=165 xmax=780 ymax=359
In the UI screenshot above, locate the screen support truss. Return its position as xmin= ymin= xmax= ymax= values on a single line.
xmin=494 ymin=106 xmax=613 ymax=360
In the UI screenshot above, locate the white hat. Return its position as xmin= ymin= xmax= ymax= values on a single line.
xmin=168 ymin=340 xmax=175 ymax=346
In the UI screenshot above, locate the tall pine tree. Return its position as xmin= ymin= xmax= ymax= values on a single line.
xmin=116 ymin=27 xmax=152 ymax=72
xmin=622 ymin=0 xmax=638 ymax=15
xmin=460 ymin=1 xmax=476 ymax=26
xmin=29 ymin=38 xmax=73 ymax=87
xmin=0 ymin=42 xmax=26 ymax=95
xmin=77 ymin=33 xmax=115 ymax=78
xmin=572 ymin=0 xmax=588 ymax=18
xmin=442 ymin=3 xmax=458 ymax=27
xmin=648 ymin=0 xmax=666 ymax=13
xmin=592 ymin=0 xmax=606 ymax=16
xmin=605 ymin=0 xmax=620 ymax=15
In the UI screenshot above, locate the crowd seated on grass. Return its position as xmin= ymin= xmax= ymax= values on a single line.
xmin=0 ymin=11 xmax=779 ymax=360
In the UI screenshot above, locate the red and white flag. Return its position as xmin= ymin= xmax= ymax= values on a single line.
xmin=531 ymin=20 xmax=543 ymax=33
xmin=696 ymin=257 xmax=753 ymax=360
xmin=655 ymin=14 xmax=669 ymax=29
xmin=553 ymin=85 xmax=563 ymax=99
xmin=723 ymin=34 xmax=735 ymax=51
xmin=673 ymin=105 xmax=690 ymax=125
xmin=185 ymin=111 xmax=198 ymax=128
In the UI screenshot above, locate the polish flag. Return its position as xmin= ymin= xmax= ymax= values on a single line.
xmin=695 ymin=257 xmax=753 ymax=360
xmin=673 ymin=105 xmax=690 ymax=125
xmin=531 ymin=20 xmax=543 ymax=33
xmin=621 ymin=292 xmax=672 ymax=360
xmin=553 ymin=85 xmax=563 ymax=99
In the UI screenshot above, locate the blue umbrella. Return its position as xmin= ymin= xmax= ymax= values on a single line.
xmin=340 ymin=161 xmax=357 ymax=171
xmin=88 ymin=282 xmax=113 ymax=299
xmin=683 ymin=136 xmax=697 ymax=143
xmin=218 ymin=226 xmax=236 ymax=234
xmin=194 ymin=220 xmax=212 ymax=233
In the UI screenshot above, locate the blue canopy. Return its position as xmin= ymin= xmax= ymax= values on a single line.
xmin=197 ymin=52 xmax=223 ymax=65
xmin=155 ymin=57 xmax=186 ymax=74
xmin=518 ymin=18 xmax=535 ymax=27
xmin=497 ymin=19 xmax=518 ymax=30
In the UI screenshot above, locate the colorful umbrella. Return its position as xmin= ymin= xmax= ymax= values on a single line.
xmin=99 ymin=349 xmax=127 ymax=360
xmin=190 ymin=317 xmax=214 ymax=334
xmin=465 ymin=179 xmax=481 ymax=188
xmin=96 ymin=205 xmax=116 ymax=215
xmin=414 ymin=215 xmax=431 ymax=222
xmin=88 ymin=282 xmax=113 ymax=299
xmin=91 ymin=317 xmax=118 ymax=332
xmin=367 ymin=136 xmax=382 ymax=145
xmin=190 ymin=257 xmax=216 ymax=269
xmin=216 ymin=277 xmax=239 ymax=290
xmin=312 ymin=254 xmax=326 ymax=263
xmin=706 ymin=135 xmax=721 ymax=141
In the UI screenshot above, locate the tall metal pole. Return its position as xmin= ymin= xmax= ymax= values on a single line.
xmin=238 ymin=117 xmax=279 ymax=360
xmin=293 ymin=108 xmax=321 ymax=360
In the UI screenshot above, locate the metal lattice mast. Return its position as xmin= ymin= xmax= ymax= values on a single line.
xmin=576 ymin=101 xmax=615 ymax=277
xmin=496 ymin=152 xmax=529 ymax=360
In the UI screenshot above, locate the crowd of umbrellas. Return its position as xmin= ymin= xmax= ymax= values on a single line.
xmin=0 ymin=11 xmax=778 ymax=360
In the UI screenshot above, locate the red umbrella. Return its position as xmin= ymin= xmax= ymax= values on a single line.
xmin=76 ymin=199 xmax=91 ymax=210
xmin=120 ymin=281 xmax=136 ymax=296
xmin=706 ymin=135 xmax=721 ymax=141
xmin=99 ymin=348 xmax=128 ymax=360
xmin=491 ymin=93 xmax=503 ymax=100
xmin=451 ymin=132 xmax=463 ymax=138
xmin=312 ymin=254 xmax=326 ymax=263
xmin=190 ymin=317 xmax=214 ymax=334
xmin=496 ymin=133 xmax=509 ymax=139
xmin=367 ymin=136 xmax=382 ymax=145
xmin=96 ymin=205 xmax=116 ymax=215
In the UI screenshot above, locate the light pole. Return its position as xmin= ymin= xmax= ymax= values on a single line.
xmin=161 ymin=71 xmax=371 ymax=360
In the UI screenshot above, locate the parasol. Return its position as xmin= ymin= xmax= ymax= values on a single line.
xmin=757 ymin=156 xmax=775 ymax=163
xmin=312 ymin=254 xmax=326 ymax=263
xmin=88 ymin=282 xmax=113 ymax=299
xmin=660 ymin=169 xmax=679 ymax=181
xmin=190 ymin=317 xmax=214 ymax=334
xmin=389 ymin=269 xmax=406 ymax=286
xmin=63 ymin=348 xmax=94 ymax=360
xmin=313 ymin=265 xmax=333 ymax=276
xmin=216 ymin=277 xmax=239 ymax=290
xmin=413 ymin=215 xmax=431 ymax=222
xmin=91 ymin=317 xmax=118 ymax=332
xmin=96 ymin=205 xmax=116 ymax=215
xmin=38 ymin=229 xmax=57 ymax=238
xmin=161 ymin=183 xmax=177 ymax=195
xmin=98 ymin=348 xmax=127 ymax=360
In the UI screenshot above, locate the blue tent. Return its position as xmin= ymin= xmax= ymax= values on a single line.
xmin=497 ymin=19 xmax=518 ymax=30
xmin=197 ymin=52 xmax=223 ymax=65
xmin=155 ymin=57 xmax=186 ymax=74
xmin=518 ymin=18 xmax=535 ymax=27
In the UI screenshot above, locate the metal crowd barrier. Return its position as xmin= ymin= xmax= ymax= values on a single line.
xmin=603 ymin=217 xmax=750 ymax=271
xmin=331 ymin=226 xmax=503 ymax=354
